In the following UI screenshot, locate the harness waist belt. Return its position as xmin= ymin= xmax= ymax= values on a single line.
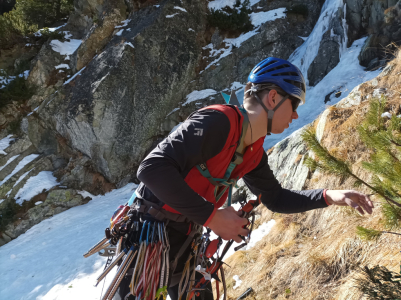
xmin=132 ymin=198 xmax=190 ymax=223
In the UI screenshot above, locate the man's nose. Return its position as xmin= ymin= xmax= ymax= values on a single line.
xmin=292 ymin=111 xmax=299 ymax=120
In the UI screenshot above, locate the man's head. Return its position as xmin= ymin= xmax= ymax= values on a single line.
xmin=244 ymin=57 xmax=306 ymax=135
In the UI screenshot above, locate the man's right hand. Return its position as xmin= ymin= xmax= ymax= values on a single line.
xmin=207 ymin=206 xmax=249 ymax=243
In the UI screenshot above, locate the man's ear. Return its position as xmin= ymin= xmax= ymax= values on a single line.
xmin=265 ymin=89 xmax=278 ymax=108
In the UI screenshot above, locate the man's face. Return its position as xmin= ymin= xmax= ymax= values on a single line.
xmin=270 ymin=93 xmax=299 ymax=134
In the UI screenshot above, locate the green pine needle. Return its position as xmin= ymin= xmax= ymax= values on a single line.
xmin=356 ymin=226 xmax=382 ymax=240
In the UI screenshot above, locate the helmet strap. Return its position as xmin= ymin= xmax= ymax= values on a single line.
xmin=253 ymin=92 xmax=289 ymax=135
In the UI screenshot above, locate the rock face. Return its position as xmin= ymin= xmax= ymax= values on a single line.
xmin=307 ymin=7 xmax=345 ymax=86
xmin=267 ymin=133 xmax=311 ymax=190
xmin=36 ymin=0 xmax=208 ymax=185
xmin=346 ymin=0 xmax=399 ymax=44
xmin=27 ymin=41 xmax=70 ymax=88
xmin=196 ymin=0 xmax=323 ymax=92
xmin=74 ymin=0 xmax=127 ymax=71
xmin=345 ymin=0 xmax=401 ymax=68
xmin=234 ymin=132 xmax=311 ymax=203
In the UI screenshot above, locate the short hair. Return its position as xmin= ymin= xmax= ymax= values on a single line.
xmin=243 ymin=82 xmax=287 ymax=107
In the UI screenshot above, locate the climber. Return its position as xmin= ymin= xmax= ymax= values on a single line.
xmin=114 ymin=57 xmax=374 ymax=300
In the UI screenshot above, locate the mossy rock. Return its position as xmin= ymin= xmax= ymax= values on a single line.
xmin=44 ymin=189 xmax=83 ymax=208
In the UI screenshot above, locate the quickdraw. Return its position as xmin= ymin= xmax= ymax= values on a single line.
xmin=83 ymin=203 xmax=171 ymax=300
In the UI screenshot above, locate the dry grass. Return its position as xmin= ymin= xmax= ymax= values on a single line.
xmin=213 ymin=47 xmax=401 ymax=300
xmin=217 ymin=204 xmax=400 ymax=300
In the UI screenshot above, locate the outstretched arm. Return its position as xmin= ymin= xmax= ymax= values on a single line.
xmin=243 ymin=152 xmax=328 ymax=212
xmin=243 ymin=152 xmax=374 ymax=214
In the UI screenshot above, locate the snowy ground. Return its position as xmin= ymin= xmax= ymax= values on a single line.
xmin=0 ymin=184 xmax=136 ymax=300
xmin=0 ymin=184 xmax=274 ymax=300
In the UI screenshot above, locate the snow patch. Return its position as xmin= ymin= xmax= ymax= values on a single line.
xmin=22 ymin=70 xmax=30 ymax=79
xmin=50 ymin=35 xmax=82 ymax=60
xmin=188 ymin=28 xmax=195 ymax=32
xmin=35 ymin=201 xmax=43 ymax=205
xmin=166 ymin=13 xmax=179 ymax=18
xmin=64 ymin=67 xmax=86 ymax=85
xmin=233 ymin=275 xmax=242 ymax=290
xmin=0 ymin=75 xmax=14 ymax=88
xmin=250 ymin=8 xmax=286 ymax=27
xmin=174 ymin=6 xmax=187 ymax=12
xmin=115 ymin=19 xmax=130 ymax=28
xmin=15 ymin=171 xmax=59 ymax=205
xmin=55 ymin=64 xmax=70 ymax=69
xmin=125 ymin=42 xmax=135 ymax=49
xmin=0 ymin=135 xmax=16 ymax=154
xmin=34 ymin=24 xmax=66 ymax=37
xmin=13 ymin=169 xmax=33 ymax=187
xmin=0 ymin=71 xmax=30 ymax=89
xmin=381 ymin=112 xmax=392 ymax=118
xmin=230 ymin=81 xmax=245 ymax=90
xmin=0 ymin=155 xmax=19 ymax=172
xmin=167 ymin=107 xmax=180 ymax=117
xmin=77 ymin=190 xmax=95 ymax=199
xmin=116 ymin=29 xmax=124 ymax=36
xmin=27 ymin=106 xmax=39 ymax=116
xmin=183 ymin=89 xmax=218 ymax=106
xmin=0 ymin=154 xmax=39 ymax=186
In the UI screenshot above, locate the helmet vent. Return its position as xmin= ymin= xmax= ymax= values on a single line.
xmin=272 ymin=72 xmax=299 ymax=77
xmin=254 ymin=60 xmax=278 ymax=73
xmin=258 ymin=64 xmax=290 ymax=75
xmin=284 ymin=79 xmax=306 ymax=92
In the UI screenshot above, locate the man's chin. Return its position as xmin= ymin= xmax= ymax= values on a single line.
xmin=271 ymin=128 xmax=285 ymax=134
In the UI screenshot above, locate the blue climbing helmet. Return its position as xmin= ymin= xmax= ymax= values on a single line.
xmin=247 ymin=57 xmax=306 ymax=104
xmin=245 ymin=57 xmax=306 ymax=135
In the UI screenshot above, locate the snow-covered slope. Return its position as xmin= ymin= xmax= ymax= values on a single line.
xmin=0 ymin=184 xmax=136 ymax=300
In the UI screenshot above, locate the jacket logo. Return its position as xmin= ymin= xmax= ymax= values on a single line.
xmin=199 ymin=163 xmax=207 ymax=171
xmin=194 ymin=128 xmax=203 ymax=136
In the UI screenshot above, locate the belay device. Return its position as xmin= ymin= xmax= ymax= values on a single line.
xmin=83 ymin=90 xmax=260 ymax=300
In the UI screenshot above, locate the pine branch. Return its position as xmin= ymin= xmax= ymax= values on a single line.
xmin=381 ymin=231 xmax=401 ymax=236
xmin=347 ymin=173 xmax=401 ymax=208
xmin=390 ymin=139 xmax=401 ymax=147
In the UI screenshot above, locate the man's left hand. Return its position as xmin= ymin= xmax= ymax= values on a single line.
xmin=325 ymin=190 xmax=374 ymax=215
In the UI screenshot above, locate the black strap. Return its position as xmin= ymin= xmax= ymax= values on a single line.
xmin=254 ymin=93 xmax=289 ymax=135
xmin=169 ymin=224 xmax=201 ymax=278
xmin=132 ymin=198 xmax=190 ymax=223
